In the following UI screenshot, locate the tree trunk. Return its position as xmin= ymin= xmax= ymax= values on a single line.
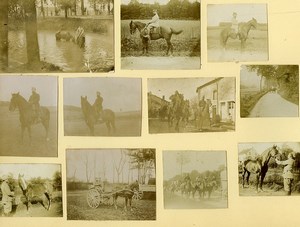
xmin=41 ymin=0 xmax=45 ymax=19
xmin=81 ymin=0 xmax=85 ymax=15
xmin=0 ymin=0 xmax=8 ymax=71
xmin=64 ymin=8 xmax=68 ymax=18
xmin=24 ymin=0 xmax=41 ymax=66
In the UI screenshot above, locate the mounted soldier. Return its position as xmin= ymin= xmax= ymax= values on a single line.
xmin=94 ymin=91 xmax=103 ymax=118
xmin=28 ymin=87 xmax=40 ymax=123
xmin=144 ymin=9 xmax=160 ymax=40
xmin=231 ymin=12 xmax=240 ymax=39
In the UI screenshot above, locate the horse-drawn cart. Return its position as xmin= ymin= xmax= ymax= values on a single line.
xmin=86 ymin=181 xmax=141 ymax=209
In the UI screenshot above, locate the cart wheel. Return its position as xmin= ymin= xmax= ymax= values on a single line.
xmin=132 ymin=189 xmax=143 ymax=200
xmin=87 ymin=188 xmax=101 ymax=208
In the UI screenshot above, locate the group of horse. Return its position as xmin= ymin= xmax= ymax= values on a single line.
xmin=128 ymin=17 xmax=258 ymax=55
xmin=158 ymin=98 xmax=212 ymax=132
xmin=168 ymin=178 xmax=218 ymax=200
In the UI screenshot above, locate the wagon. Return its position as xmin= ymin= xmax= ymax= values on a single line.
xmin=86 ymin=183 xmax=142 ymax=208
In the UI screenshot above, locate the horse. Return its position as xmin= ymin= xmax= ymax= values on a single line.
xmin=112 ymin=181 xmax=139 ymax=211
xmin=180 ymin=180 xmax=192 ymax=198
xmin=18 ymin=174 xmax=52 ymax=212
xmin=9 ymin=93 xmax=50 ymax=143
xmin=220 ymin=18 xmax=258 ymax=50
xmin=242 ymin=145 xmax=279 ymax=192
xmin=196 ymin=99 xmax=211 ymax=131
xmin=80 ymin=96 xmax=116 ymax=136
xmin=129 ymin=20 xmax=183 ymax=55
xmin=168 ymin=102 xmax=183 ymax=132
xmin=191 ymin=180 xmax=206 ymax=199
xmin=203 ymin=180 xmax=217 ymax=199
xmin=55 ymin=31 xmax=73 ymax=41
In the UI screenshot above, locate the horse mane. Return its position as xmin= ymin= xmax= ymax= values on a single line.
xmin=260 ymin=146 xmax=278 ymax=166
xmin=13 ymin=93 xmax=30 ymax=107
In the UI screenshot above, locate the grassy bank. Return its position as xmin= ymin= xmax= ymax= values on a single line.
xmin=240 ymin=90 xmax=268 ymax=117
xmin=8 ymin=17 xmax=113 ymax=33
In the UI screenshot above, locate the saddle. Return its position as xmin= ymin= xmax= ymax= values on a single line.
xmin=150 ymin=27 xmax=160 ymax=35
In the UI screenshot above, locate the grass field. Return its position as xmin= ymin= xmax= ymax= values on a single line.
xmin=0 ymin=103 xmax=58 ymax=157
xmin=121 ymin=19 xmax=200 ymax=57
xmin=64 ymin=106 xmax=142 ymax=136
xmin=67 ymin=190 xmax=156 ymax=220
xmin=207 ymin=25 xmax=268 ymax=61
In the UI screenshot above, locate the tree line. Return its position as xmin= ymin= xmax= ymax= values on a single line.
xmin=121 ymin=0 xmax=200 ymax=20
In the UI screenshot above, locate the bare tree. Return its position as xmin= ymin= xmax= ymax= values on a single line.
xmin=82 ymin=152 xmax=93 ymax=183
xmin=176 ymin=151 xmax=190 ymax=176
xmin=113 ymin=149 xmax=127 ymax=183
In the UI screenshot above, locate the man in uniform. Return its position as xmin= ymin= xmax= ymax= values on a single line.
xmin=1 ymin=175 xmax=14 ymax=216
xmin=94 ymin=91 xmax=103 ymax=117
xmin=144 ymin=9 xmax=160 ymax=40
xmin=28 ymin=87 xmax=40 ymax=123
xmin=275 ymin=152 xmax=295 ymax=196
xmin=231 ymin=12 xmax=240 ymax=39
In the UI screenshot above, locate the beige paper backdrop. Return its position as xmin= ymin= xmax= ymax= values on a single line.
xmin=1 ymin=0 xmax=300 ymax=226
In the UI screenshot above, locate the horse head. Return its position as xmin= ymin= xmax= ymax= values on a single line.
xmin=250 ymin=18 xmax=258 ymax=29
xmin=18 ymin=173 xmax=28 ymax=192
xmin=9 ymin=92 xmax=20 ymax=111
xmin=129 ymin=21 xmax=137 ymax=35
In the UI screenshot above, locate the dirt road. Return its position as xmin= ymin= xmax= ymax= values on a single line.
xmin=249 ymin=92 xmax=298 ymax=117
xmin=121 ymin=56 xmax=200 ymax=70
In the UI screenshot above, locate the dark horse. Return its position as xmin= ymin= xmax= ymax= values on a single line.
xmin=112 ymin=181 xmax=139 ymax=211
xmin=9 ymin=93 xmax=50 ymax=143
xmin=242 ymin=145 xmax=279 ymax=192
xmin=80 ymin=96 xmax=116 ymax=136
xmin=129 ymin=21 xmax=183 ymax=55
xmin=220 ymin=18 xmax=258 ymax=50
xmin=18 ymin=174 xmax=52 ymax=212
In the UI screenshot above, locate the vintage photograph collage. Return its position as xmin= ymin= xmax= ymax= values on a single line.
xmin=0 ymin=0 xmax=299 ymax=226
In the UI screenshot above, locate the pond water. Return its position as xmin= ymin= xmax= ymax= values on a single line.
xmin=8 ymin=30 xmax=114 ymax=72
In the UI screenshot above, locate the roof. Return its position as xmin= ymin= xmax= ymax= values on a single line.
xmin=196 ymin=77 xmax=224 ymax=93
xmin=148 ymin=92 xmax=169 ymax=105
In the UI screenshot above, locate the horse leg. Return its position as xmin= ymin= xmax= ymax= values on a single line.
xmin=260 ymin=171 xmax=267 ymax=192
xmin=129 ymin=198 xmax=133 ymax=211
xmin=124 ymin=197 xmax=128 ymax=211
xmin=113 ymin=194 xmax=118 ymax=210
xmin=27 ymin=126 xmax=32 ymax=145
xmin=111 ymin=121 xmax=116 ymax=134
xmin=21 ymin=125 xmax=25 ymax=144
xmin=105 ymin=121 xmax=111 ymax=135
xmin=42 ymin=118 xmax=50 ymax=141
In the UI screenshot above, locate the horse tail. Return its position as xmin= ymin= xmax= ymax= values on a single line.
xmin=170 ymin=28 xmax=183 ymax=35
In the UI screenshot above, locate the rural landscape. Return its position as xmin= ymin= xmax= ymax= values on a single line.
xmin=207 ymin=4 xmax=268 ymax=62
xmin=0 ymin=76 xmax=58 ymax=157
xmin=148 ymin=77 xmax=235 ymax=133
xmin=239 ymin=143 xmax=300 ymax=196
xmin=63 ymin=77 xmax=142 ymax=136
xmin=0 ymin=164 xmax=62 ymax=217
xmin=0 ymin=0 xmax=114 ymax=73
xmin=240 ymin=65 xmax=299 ymax=118
xmin=66 ymin=149 xmax=156 ymax=220
xmin=163 ymin=150 xmax=228 ymax=209
xmin=121 ymin=0 xmax=201 ymax=69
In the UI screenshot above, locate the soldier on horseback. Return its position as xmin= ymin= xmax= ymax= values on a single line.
xmin=144 ymin=9 xmax=160 ymax=40
xmin=94 ymin=91 xmax=103 ymax=117
xmin=170 ymin=90 xmax=184 ymax=110
xmin=28 ymin=87 xmax=40 ymax=123
xmin=231 ymin=12 xmax=240 ymax=39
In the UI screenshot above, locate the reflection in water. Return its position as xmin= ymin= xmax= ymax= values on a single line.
xmin=8 ymin=30 xmax=114 ymax=72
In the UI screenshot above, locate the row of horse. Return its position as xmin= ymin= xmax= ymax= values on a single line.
xmin=168 ymin=178 xmax=218 ymax=199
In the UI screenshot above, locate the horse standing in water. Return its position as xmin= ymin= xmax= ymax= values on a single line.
xmin=80 ymin=96 xmax=116 ymax=136
xmin=18 ymin=174 xmax=52 ymax=212
xmin=220 ymin=18 xmax=258 ymax=50
xmin=242 ymin=145 xmax=279 ymax=192
xmin=129 ymin=21 xmax=183 ymax=55
xmin=9 ymin=93 xmax=50 ymax=143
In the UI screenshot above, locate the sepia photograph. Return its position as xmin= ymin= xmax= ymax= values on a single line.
xmin=0 ymin=163 xmax=62 ymax=217
xmin=0 ymin=0 xmax=114 ymax=73
xmin=121 ymin=0 xmax=201 ymax=69
xmin=66 ymin=148 xmax=156 ymax=220
xmin=63 ymin=77 xmax=142 ymax=136
xmin=240 ymin=65 xmax=299 ymax=118
xmin=0 ymin=76 xmax=58 ymax=157
xmin=207 ymin=4 xmax=268 ymax=62
xmin=163 ymin=150 xmax=228 ymax=209
xmin=239 ymin=142 xmax=300 ymax=196
xmin=148 ymin=77 xmax=235 ymax=133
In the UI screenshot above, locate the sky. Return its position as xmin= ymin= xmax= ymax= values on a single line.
xmin=240 ymin=65 xmax=262 ymax=88
xmin=239 ymin=142 xmax=300 ymax=155
xmin=66 ymin=149 xmax=155 ymax=183
xmin=0 ymin=76 xmax=57 ymax=106
xmin=207 ymin=4 xmax=268 ymax=26
xmin=163 ymin=150 xmax=227 ymax=180
xmin=148 ymin=77 xmax=216 ymax=101
xmin=63 ymin=77 xmax=141 ymax=112
xmin=0 ymin=164 xmax=61 ymax=180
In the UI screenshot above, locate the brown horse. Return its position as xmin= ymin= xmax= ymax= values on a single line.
xmin=242 ymin=145 xmax=279 ymax=192
xmin=9 ymin=93 xmax=50 ymax=143
xmin=220 ymin=18 xmax=258 ymax=50
xmin=80 ymin=96 xmax=116 ymax=136
xmin=112 ymin=182 xmax=139 ymax=211
xmin=129 ymin=20 xmax=183 ymax=55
